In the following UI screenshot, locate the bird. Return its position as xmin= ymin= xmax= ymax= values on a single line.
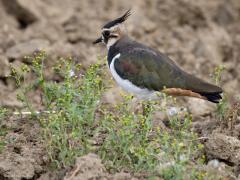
xmin=93 ymin=10 xmax=223 ymax=103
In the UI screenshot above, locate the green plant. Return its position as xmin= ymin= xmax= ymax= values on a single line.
xmin=9 ymin=61 xmax=35 ymax=115
xmin=212 ymin=65 xmax=225 ymax=86
xmin=98 ymin=94 xmax=205 ymax=178
xmin=216 ymin=96 xmax=228 ymax=121
xmin=0 ymin=107 xmax=8 ymax=153
xmin=10 ymin=51 xmax=105 ymax=167
xmin=0 ymin=140 xmax=6 ymax=154
xmin=0 ymin=107 xmax=8 ymax=121
xmin=39 ymin=58 xmax=105 ymax=167
xmin=157 ymin=111 xmax=206 ymax=179
xmin=211 ymin=65 xmax=229 ymax=120
xmin=8 ymin=52 xmax=220 ymax=179
xmin=99 ymin=97 xmax=160 ymax=172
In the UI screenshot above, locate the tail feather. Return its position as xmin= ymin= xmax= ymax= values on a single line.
xmin=162 ymin=88 xmax=223 ymax=103
xmin=198 ymin=92 xmax=222 ymax=103
xmin=184 ymin=72 xmax=223 ymax=103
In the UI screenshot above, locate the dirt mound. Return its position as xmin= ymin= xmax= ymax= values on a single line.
xmin=0 ymin=117 xmax=47 ymax=180
xmin=64 ymin=153 xmax=140 ymax=180
xmin=205 ymin=133 xmax=240 ymax=165
xmin=64 ymin=153 xmax=108 ymax=180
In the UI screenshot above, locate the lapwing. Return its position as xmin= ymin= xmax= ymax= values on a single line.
xmin=93 ymin=10 xmax=223 ymax=103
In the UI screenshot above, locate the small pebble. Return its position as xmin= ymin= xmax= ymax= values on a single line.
xmin=208 ymin=159 xmax=220 ymax=168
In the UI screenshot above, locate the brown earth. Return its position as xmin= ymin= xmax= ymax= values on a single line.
xmin=0 ymin=0 xmax=240 ymax=179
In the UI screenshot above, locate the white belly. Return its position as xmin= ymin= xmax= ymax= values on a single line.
xmin=109 ymin=53 xmax=157 ymax=100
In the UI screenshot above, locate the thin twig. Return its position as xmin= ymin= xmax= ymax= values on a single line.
xmin=12 ymin=110 xmax=56 ymax=115
xmin=187 ymin=136 xmax=210 ymax=142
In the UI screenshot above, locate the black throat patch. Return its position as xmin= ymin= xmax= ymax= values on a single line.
xmin=107 ymin=43 xmax=120 ymax=67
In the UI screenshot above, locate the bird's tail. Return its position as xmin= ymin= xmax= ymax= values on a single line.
xmin=181 ymin=72 xmax=223 ymax=103
xmin=198 ymin=92 xmax=222 ymax=103
xmin=162 ymin=88 xmax=223 ymax=103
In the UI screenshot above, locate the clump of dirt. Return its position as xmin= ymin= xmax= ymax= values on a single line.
xmin=0 ymin=116 xmax=48 ymax=180
xmin=205 ymin=133 xmax=240 ymax=166
xmin=64 ymin=153 xmax=107 ymax=180
xmin=64 ymin=153 xmax=138 ymax=180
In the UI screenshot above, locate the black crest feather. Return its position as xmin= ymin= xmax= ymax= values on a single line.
xmin=103 ymin=9 xmax=131 ymax=29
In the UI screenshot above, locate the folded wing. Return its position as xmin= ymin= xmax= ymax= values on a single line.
xmin=114 ymin=47 xmax=223 ymax=103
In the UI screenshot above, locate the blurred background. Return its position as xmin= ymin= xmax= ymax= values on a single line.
xmin=0 ymin=0 xmax=240 ymax=107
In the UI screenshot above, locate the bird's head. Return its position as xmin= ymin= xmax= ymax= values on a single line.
xmin=93 ymin=9 xmax=131 ymax=49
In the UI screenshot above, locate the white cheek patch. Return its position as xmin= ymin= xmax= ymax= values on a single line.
xmin=107 ymin=38 xmax=118 ymax=49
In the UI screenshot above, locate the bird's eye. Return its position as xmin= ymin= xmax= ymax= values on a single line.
xmin=103 ymin=31 xmax=110 ymax=37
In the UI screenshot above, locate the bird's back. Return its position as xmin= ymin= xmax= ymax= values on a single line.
xmin=109 ymin=36 xmax=223 ymax=103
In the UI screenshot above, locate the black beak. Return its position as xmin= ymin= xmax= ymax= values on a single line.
xmin=93 ymin=37 xmax=102 ymax=44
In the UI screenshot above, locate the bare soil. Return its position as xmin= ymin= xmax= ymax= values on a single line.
xmin=0 ymin=0 xmax=240 ymax=179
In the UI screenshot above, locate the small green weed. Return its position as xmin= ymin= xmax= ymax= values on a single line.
xmin=9 ymin=61 xmax=35 ymax=115
xmin=211 ymin=65 xmax=229 ymax=120
xmin=0 ymin=107 xmax=8 ymax=121
xmin=0 ymin=141 xmax=6 ymax=154
xmin=39 ymin=57 xmax=105 ymax=167
xmin=0 ymin=126 xmax=7 ymax=153
xmin=98 ymin=94 xmax=205 ymax=178
xmin=99 ymin=97 xmax=160 ymax=172
xmin=212 ymin=65 xmax=225 ymax=86
xmin=0 ymin=107 xmax=8 ymax=153
xmin=10 ymin=51 xmax=105 ymax=167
